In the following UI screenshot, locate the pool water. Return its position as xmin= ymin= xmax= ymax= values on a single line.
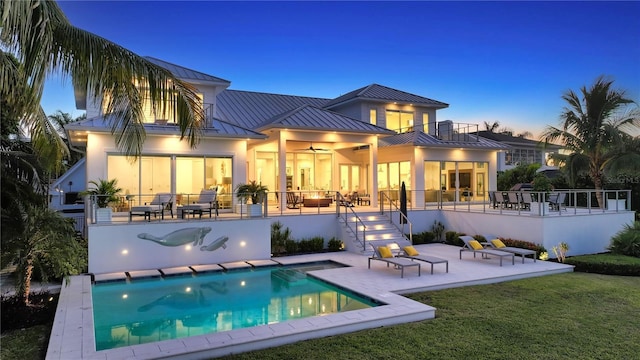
xmin=92 ymin=261 xmax=380 ymax=350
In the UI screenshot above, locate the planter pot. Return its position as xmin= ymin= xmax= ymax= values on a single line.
xmin=96 ymin=207 xmax=112 ymax=223
xmin=607 ymin=199 xmax=626 ymax=211
xmin=234 ymin=203 xmax=263 ymax=217
xmin=530 ymin=202 xmax=548 ymax=216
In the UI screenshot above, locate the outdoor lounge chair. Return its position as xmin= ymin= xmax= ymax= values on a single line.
xmin=180 ymin=189 xmax=218 ymax=218
xmin=482 ymin=235 xmax=537 ymax=263
xmin=396 ymin=245 xmax=449 ymax=274
xmin=459 ymin=235 xmax=514 ymax=266
xmin=286 ymin=191 xmax=303 ymax=209
xmin=129 ymin=193 xmax=173 ymax=221
xmin=549 ymin=192 xmax=566 ymax=212
xmin=520 ymin=191 xmax=533 ymax=210
xmin=368 ymin=245 xmax=421 ymax=278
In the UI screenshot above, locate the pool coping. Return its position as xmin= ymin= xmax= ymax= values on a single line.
xmin=45 ymin=244 xmax=573 ymax=359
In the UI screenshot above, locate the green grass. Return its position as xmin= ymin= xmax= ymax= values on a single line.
xmin=221 ymin=273 xmax=640 ymax=360
xmin=0 ymin=324 xmax=51 ymax=360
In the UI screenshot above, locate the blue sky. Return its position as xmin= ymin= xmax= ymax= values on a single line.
xmin=44 ymin=1 xmax=640 ymax=137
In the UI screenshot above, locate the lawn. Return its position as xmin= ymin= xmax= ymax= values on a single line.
xmin=2 ymin=272 xmax=639 ymax=360
xmin=221 ymin=273 xmax=640 ymax=360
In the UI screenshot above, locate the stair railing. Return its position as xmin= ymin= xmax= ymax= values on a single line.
xmin=336 ymin=192 xmax=367 ymax=252
xmin=379 ymin=191 xmax=413 ymax=244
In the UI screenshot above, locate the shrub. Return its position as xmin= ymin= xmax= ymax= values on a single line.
xmin=565 ymin=253 xmax=640 ymax=276
xmin=298 ymin=237 xmax=324 ymax=253
xmin=445 ymin=231 xmax=463 ymax=247
xmin=431 ymin=220 xmax=445 ymax=242
xmin=271 ymin=221 xmax=292 ymax=255
xmin=608 ymin=221 xmax=640 ymax=257
xmin=1 ymin=292 xmax=59 ymax=332
xmin=411 ymin=231 xmax=436 ymax=245
xmin=284 ymin=239 xmax=298 ymax=254
xmin=328 ymin=237 xmax=343 ymax=251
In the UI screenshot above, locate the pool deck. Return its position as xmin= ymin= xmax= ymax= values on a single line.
xmin=45 ymin=243 xmax=573 ymax=359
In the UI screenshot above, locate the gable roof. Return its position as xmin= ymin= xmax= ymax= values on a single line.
xmin=476 ymin=131 xmax=562 ymax=150
xmin=144 ymin=57 xmax=231 ymax=85
xmin=255 ymin=105 xmax=396 ymax=134
xmin=323 ymin=84 xmax=449 ymax=109
xmin=216 ymin=89 xmax=330 ymax=129
xmin=380 ymin=130 xmax=509 ymax=150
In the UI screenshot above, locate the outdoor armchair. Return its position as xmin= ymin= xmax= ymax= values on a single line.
xmin=129 ymin=193 xmax=173 ymax=221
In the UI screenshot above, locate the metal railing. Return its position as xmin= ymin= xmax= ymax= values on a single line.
xmin=335 ymin=192 xmax=367 ymax=252
xmin=379 ymin=191 xmax=413 ymax=244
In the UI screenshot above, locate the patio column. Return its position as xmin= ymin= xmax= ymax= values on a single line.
xmin=278 ymin=132 xmax=287 ymax=209
xmin=369 ymin=137 xmax=378 ymax=207
xmin=413 ymin=148 xmax=425 ymax=208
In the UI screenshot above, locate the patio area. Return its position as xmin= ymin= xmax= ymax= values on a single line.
xmin=46 ymin=243 xmax=573 ymax=359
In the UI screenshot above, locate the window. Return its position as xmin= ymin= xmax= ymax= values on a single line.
xmin=385 ymin=110 xmax=413 ymax=133
xmin=107 ymin=155 xmax=232 ymax=206
xmin=505 ymin=148 xmax=541 ymax=165
xmin=369 ymin=109 xmax=377 ymax=125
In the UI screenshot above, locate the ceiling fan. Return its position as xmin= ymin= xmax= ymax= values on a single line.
xmin=295 ymin=142 xmax=329 ymax=152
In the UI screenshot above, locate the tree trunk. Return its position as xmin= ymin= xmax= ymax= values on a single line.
xmin=24 ymin=257 xmax=33 ymax=306
xmin=593 ymin=173 xmax=604 ymax=209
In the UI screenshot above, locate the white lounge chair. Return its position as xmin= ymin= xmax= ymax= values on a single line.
xmin=459 ymin=235 xmax=514 ymax=266
xmin=482 ymin=235 xmax=537 ymax=263
xmin=129 ymin=193 xmax=173 ymax=221
xmin=396 ymin=245 xmax=449 ymax=274
xmin=180 ymin=189 xmax=218 ymax=218
xmin=368 ymin=245 xmax=421 ymax=278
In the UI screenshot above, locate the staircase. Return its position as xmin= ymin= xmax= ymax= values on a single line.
xmin=338 ymin=212 xmax=410 ymax=255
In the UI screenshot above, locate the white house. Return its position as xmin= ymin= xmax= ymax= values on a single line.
xmin=64 ymin=57 xmax=508 ymax=213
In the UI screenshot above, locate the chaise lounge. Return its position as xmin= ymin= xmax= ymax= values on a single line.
xmin=396 ymin=245 xmax=449 ymax=274
xmin=180 ymin=189 xmax=218 ymax=218
xmin=368 ymin=245 xmax=421 ymax=278
xmin=482 ymin=235 xmax=537 ymax=263
xmin=459 ymin=235 xmax=514 ymax=266
xmin=129 ymin=193 xmax=173 ymax=221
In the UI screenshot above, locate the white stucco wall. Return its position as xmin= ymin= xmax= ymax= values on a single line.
xmin=442 ymin=211 xmax=634 ymax=258
xmin=88 ymin=218 xmax=270 ymax=274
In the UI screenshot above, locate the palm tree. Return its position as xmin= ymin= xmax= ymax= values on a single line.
xmin=48 ymin=110 xmax=86 ymax=174
xmin=483 ymin=121 xmax=501 ymax=132
xmin=0 ymin=204 xmax=86 ymax=305
xmin=2 ymin=1 xmax=205 ymax=158
xmin=541 ymin=76 xmax=640 ymax=207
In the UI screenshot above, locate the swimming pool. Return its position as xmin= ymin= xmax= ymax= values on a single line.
xmin=92 ymin=261 xmax=381 ymax=350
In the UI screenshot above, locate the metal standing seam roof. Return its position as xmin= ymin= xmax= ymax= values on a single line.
xmin=323 ymin=83 xmax=449 ymax=109
xmin=144 ymin=57 xmax=231 ymax=85
xmin=476 ymin=131 xmax=562 ymax=150
xmin=379 ymin=131 xmax=510 ymax=150
xmin=216 ymin=90 xmax=331 ymax=129
xmin=65 ymin=116 xmax=265 ymax=139
xmin=255 ymin=105 xmax=397 ymax=134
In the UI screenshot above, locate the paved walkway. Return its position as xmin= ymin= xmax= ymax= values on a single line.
xmin=45 ymin=243 xmax=573 ymax=359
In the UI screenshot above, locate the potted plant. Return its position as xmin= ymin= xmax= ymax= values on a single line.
xmin=81 ymin=178 xmax=122 ymax=222
xmin=531 ymin=174 xmax=552 ymax=215
xmin=235 ymin=180 xmax=268 ymax=217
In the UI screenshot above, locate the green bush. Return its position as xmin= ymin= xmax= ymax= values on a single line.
xmin=297 ymin=237 xmax=324 ymax=253
xmin=284 ymin=239 xmax=298 ymax=254
xmin=565 ymin=253 xmax=640 ymax=276
xmin=445 ymin=231 xmax=463 ymax=247
xmin=328 ymin=237 xmax=343 ymax=251
xmin=608 ymin=221 xmax=640 ymax=257
xmin=271 ymin=221 xmax=292 ymax=255
xmin=411 ymin=231 xmax=436 ymax=244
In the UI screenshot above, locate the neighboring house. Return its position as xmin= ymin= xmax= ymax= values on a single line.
xmin=476 ymin=131 xmax=562 ymax=172
xmin=63 ymin=57 xmax=509 ymax=212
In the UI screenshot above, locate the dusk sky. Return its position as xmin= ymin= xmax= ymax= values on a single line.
xmin=43 ymin=1 xmax=640 ymax=138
